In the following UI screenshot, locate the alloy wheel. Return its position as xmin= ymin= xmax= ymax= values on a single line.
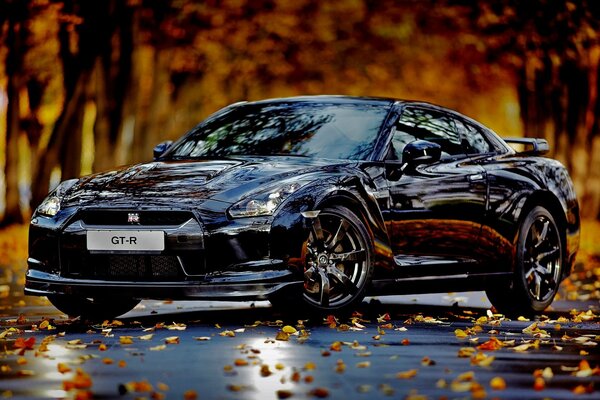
xmin=522 ymin=214 xmax=562 ymax=302
xmin=303 ymin=209 xmax=370 ymax=309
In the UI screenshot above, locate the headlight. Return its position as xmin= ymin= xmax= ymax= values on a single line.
xmin=229 ymin=181 xmax=307 ymax=218
xmin=35 ymin=179 xmax=79 ymax=217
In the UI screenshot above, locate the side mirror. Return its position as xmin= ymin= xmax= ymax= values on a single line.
xmin=153 ymin=141 xmax=173 ymax=160
xmin=503 ymin=138 xmax=549 ymax=155
xmin=401 ymin=140 xmax=442 ymax=168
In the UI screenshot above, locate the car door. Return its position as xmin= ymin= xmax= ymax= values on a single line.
xmin=383 ymin=106 xmax=488 ymax=273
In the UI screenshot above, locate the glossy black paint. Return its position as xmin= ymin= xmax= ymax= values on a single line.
xmin=26 ymin=96 xmax=580 ymax=308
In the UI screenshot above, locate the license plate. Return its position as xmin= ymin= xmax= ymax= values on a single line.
xmin=87 ymin=230 xmax=165 ymax=252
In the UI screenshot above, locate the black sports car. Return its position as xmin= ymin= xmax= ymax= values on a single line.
xmin=26 ymin=96 xmax=580 ymax=319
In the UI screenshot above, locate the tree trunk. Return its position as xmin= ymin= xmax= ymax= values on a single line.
xmin=2 ymin=1 xmax=28 ymax=225
xmin=93 ymin=0 xmax=134 ymax=173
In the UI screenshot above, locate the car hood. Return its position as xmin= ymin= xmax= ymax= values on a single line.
xmin=62 ymin=156 xmax=343 ymax=208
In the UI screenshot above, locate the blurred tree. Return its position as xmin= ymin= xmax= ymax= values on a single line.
xmin=459 ymin=0 xmax=600 ymax=218
xmin=1 ymin=0 xmax=599 ymax=222
xmin=3 ymin=0 xmax=30 ymax=225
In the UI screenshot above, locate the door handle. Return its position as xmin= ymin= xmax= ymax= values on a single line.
xmin=468 ymin=173 xmax=485 ymax=182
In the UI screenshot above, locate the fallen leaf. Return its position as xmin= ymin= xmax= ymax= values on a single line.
xmin=356 ymin=361 xmax=371 ymax=368
xmin=454 ymin=329 xmax=469 ymax=339
xmin=330 ymin=341 xmax=342 ymax=351
xmin=57 ymin=363 xmax=72 ymax=374
xmin=13 ymin=337 xmax=36 ymax=354
xmin=477 ymin=337 xmax=503 ymax=351
xmin=490 ymin=376 xmax=506 ymax=390
xmin=308 ymin=387 xmax=329 ymax=398
xmin=119 ymin=336 xmax=134 ymax=345
xmin=396 ymin=369 xmax=418 ymax=379
xmin=276 ymin=389 xmax=294 ymax=399
xmin=167 ymin=323 xmax=187 ymax=331
xmin=164 ymin=336 xmax=179 ymax=344
xmin=183 ymin=389 xmax=197 ymax=399
xmin=282 ymin=325 xmax=297 ymax=334
xmin=139 ymin=334 xmax=153 ymax=341
xmin=458 ymin=347 xmax=476 ymax=358
xmin=150 ymin=344 xmax=167 ymax=351
xmin=63 ymin=369 xmax=92 ymax=391
xmin=533 ymin=377 xmax=545 ymax=391
xmin=471 ymin=352 xmax=495 ymax=367
xmin=421 ymin=356 xmax=435 ymax=366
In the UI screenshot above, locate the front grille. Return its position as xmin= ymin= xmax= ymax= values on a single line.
xmin=80 ymin=210 xmax=194 ymax=226
xmin=65 ymin=253 xmax=184 ymax=281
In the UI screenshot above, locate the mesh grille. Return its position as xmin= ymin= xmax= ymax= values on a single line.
xmin=66 ymin=254 xmax=183 ymax=281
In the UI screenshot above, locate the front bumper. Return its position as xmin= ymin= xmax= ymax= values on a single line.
xmin=27 ymin=206 xmax=308 ymax=301
xmin=25 ymin=267 xmax=302 ymax=301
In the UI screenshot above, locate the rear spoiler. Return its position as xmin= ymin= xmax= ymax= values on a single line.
xmin=503 ymin=137 xmax=549 ymax=155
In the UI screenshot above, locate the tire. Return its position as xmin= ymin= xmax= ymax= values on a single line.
xmin=48 ymin=295 xmax=140 ymax=320
xmin=486 ymin=206 xmax=563 ymax=317
xmin=295 ymin=205 xmax=374 ymax=314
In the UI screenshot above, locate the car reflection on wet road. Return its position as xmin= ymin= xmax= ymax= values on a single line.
xmin=0 ymin=294 xmax=599 ymax=399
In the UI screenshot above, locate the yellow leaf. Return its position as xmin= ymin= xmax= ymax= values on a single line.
xmin=282 ymin=325 xmax=297 ymax=334
xmin=304 ymin=361 xmax=316 ymax=370
xmin=119 ymin=336 xmax=134 ymax=345
xmin=454 ymin=329 xmax=468 ymax=338
xmin=458 ymin=347 xmax=476 ymax=358
xmin=490 ymin=376 xmax=506 ymax=390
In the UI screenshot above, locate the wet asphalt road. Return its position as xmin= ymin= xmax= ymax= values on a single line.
xmin=1 ymin=294 xmax=599 ymax=399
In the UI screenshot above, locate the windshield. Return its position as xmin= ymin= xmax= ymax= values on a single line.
xmin=164 ymin=101 xmax=389 ymax=160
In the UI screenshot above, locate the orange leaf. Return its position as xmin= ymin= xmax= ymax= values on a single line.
xmin=63 ymin=369 xmax=92 ymax=391
xmin=14 ymin=337 xmax=36 ymax=350
xmin=396 ymin=369 xmax=418 ymax=379
xmin=490 ymin=377 xmax=506 ymax=390
xmin=533 ymin=377 xmax=545 ymax=391
xmin=58 ymin=363 xmax=72 ymax=374
xmin=477 ymin=337 xmax=503 ymax=351
xmin=183 ymin=390 xmax=198 ymax=400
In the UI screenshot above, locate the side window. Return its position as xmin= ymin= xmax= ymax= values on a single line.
xmin=390 ymin=107 xmax=463 ymax=161
xmin=455 ymin=120 xmax=492 ymax=154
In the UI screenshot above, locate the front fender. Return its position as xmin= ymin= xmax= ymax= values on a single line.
xmin=269 ymin=174 xmax=393 ymax=278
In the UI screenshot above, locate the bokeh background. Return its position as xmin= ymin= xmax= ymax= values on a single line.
xmin=1 ymin=0 xmax=600 ymax=222
xmin=0 ymin=0 xmax=598 ymax=310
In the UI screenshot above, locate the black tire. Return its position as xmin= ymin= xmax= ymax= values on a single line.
xmin=48 ymin=295 xmax=140 ymax=320
xmin=486 ymin=206 xmax=563 ymax=317
xmin=290 ymin=205 xmax=374 ymax=314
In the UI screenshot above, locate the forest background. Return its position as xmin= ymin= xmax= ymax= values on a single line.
xmin=1 ymin=0 xmax=600 ymax=226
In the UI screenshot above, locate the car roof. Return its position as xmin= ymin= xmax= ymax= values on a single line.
xmin=236 ymin=95 xmax=397 ymax=108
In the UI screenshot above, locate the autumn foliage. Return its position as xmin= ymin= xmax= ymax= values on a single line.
xmin=1 ymin=0 xmax=600 ymax=226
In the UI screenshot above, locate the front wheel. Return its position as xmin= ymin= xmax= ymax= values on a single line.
xmin=299 ymin=206 xmax=374 ymax=314
xmin=486 ymin=206 xmax=563 ymax=316
xmin=48 ymin=295 xmax=140 ymax=320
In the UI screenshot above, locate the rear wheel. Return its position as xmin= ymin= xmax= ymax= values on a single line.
xmin=486 ymin=206 xmax=563 ymax=316
xmin=300 ymin=206 xmax=373 ymax=313
xmin=48 ymin=295 xmax=140 ymax=320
